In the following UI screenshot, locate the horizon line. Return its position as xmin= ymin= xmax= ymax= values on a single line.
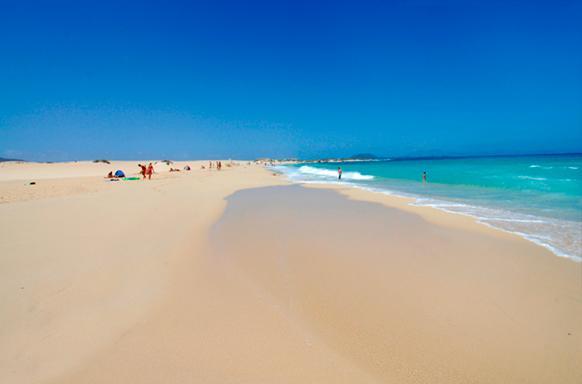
xmin=2 ymin=151 xmax=582 ymax=164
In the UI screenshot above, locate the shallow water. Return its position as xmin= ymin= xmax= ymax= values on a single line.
xmin=274 ymin=154 xmax=582 ymax=261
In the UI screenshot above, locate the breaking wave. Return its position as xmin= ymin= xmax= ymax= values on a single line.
xmin=297 ymin=166 xmax=374 ymax=180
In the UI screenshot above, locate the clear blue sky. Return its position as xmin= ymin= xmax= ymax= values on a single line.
xmin=1 ymin=0 xmax=581 ymax=161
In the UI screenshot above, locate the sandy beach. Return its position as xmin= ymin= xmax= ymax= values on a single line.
xmin=1 ymin=161 xmax=580 ymax=384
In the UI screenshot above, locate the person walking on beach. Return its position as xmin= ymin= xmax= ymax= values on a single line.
xmin=338 ymin=167 xmax=342 ymax=180
xmin=139 ymin=164 xmax=147 ymax=179
xmin=147 ymin=163 xmax=154 ymax=180
xmin=217 ymin=161 xmax=222 ymax=171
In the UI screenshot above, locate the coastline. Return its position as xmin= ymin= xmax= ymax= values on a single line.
xmin=318 ymin=181 xmax=581 ymax=262
xmin=272 ymin=163 xmax=582 ymax=262
xmin=1 ymin=161 xmax=580 ymax=383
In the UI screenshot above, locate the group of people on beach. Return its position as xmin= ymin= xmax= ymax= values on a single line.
xmin=138 ymin=163 xmax=154 ymax=180
xmin=106 ymin=170 xmax=125 ymax=179
xmin=206 ymin=161 xmax=222 ymax=170
xmin=169 ymin=165 xmax=191 ymax=172
xmin=105 ymin=162 xmax=196 ymax=180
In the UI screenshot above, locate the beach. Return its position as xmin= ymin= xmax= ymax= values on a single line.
xmin=0 ymin=161 xmax=580 ymax=383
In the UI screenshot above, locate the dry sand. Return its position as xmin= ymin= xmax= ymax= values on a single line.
xmin=0 ymin=161 xmax=580 ymax=383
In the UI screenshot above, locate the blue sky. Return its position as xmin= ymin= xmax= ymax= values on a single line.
xmin=1 ymin=0 xmax=581 ymax=161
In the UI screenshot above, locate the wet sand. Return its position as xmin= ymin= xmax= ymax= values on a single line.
xmin=206 ymin=185 xmax=582 ymax=383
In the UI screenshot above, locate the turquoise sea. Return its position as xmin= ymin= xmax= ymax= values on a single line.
xmin=274 ymin=154 xmax=582 ymax=261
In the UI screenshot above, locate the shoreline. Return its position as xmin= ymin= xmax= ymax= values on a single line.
xmin=1 ymin=161 xmax=580 ymax=383
xmin=321 ymin=180 xmax=581 ymax=262
xmin=272 ymin=165 xmax=582 ymax=262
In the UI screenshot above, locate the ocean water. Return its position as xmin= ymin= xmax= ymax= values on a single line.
xmin=274 ymin=154 xmax=582 ymax=261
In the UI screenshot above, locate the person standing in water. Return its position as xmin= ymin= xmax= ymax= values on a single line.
xmin=422 ymin=171 xmax=427 ymax=183
xmin=338 ymin=167 xmax=342 ymax=180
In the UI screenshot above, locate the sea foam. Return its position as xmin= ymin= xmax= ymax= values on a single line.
xmin=297 ymin=165 xmax=374 ymax=180
xmin=518 ymin=176 xmax=547 ymax=181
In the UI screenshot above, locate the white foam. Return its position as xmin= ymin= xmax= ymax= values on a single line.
xmin=568 ymin=166 xmax=579 ymax=170
xmin=518 ymin=176 xmax=547 ymax=181
xmin=482 ymin=217 xmax=546 ymax=223
xmin=297 ymin=165 xmax=374 ymax=180
xmin=412 ymin=200 xmax=470 ymax=209
xmin=528 ymin=165 xmax=553 ymax=169
xmin=492 ymin=229 xmax=580 ymax=261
